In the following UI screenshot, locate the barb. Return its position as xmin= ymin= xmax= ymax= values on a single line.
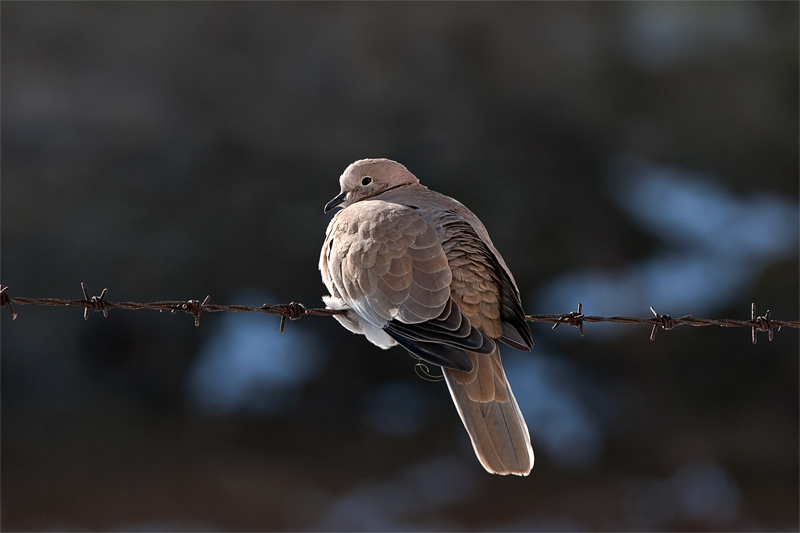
xmin=0 ymin=285 xmax=17 ymax=320
xmin=649 ymin=306 xmax=674 ymax=341
xmin=81 ymin=282 xmax=108 ymax=320
xmin=174 ymin=295 xmax=211 ymax=327
xmin=751 ymin=303 xmax=773 ymax=344
xmin=1 ymin=284 xmax=798 ymax=342
xmin=550 ymin=303 xmax=585 ymax=337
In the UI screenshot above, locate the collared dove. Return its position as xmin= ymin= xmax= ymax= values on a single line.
xmin=320 ymin=158 xmax=534 ymax=476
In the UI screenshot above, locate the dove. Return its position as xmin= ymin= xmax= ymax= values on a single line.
xmin=320 ymin=158 xmax=534 ymax=475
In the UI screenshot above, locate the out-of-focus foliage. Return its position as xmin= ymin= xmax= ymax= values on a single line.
xmin=2 ymin=2 xmax=797 ymax=531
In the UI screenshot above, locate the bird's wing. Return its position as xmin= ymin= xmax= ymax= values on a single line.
xmin=435 ymin=210 xmax=534 ymax=475
xmin=321 ymin=200 xmax=493 ymax=371
xmin=427 ymin=210 xmax=532 ymax=348
xmin=377 ymin=188 xmax=533 ymax=352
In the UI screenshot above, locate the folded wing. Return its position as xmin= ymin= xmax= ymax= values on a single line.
xmin=321 ymin=201 xmax=492 ymax=371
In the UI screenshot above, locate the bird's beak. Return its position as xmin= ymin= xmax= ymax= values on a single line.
xmin=324 ymin=191 xmax=348 ymax=213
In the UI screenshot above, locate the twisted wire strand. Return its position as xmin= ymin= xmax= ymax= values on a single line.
xmin=1 ymin=284 xmax=797 ymax=344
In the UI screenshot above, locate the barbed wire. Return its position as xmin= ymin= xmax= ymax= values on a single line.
xmin=1 ymin=283 xmax=797 ymax=344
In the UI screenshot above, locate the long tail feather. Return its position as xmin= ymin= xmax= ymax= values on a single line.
xmin=443 ymin=347 xmax=534 ymax=476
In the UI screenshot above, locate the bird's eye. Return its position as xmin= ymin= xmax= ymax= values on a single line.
xmin=361 ymin=176 xmax=372 ymax=186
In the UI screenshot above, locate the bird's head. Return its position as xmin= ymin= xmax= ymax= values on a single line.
xmin=324 ymin=158 xmax=420 ymax=213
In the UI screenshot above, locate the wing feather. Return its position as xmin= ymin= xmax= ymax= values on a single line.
xmin=323 ymin=201 xmax=452 ymax=325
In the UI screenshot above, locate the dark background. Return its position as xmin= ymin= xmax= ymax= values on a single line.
xmin=2 ymin=2 xmax=798 ymax=531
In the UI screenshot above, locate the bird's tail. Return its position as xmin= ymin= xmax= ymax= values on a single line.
xmin=443 ymin=346 xmax=534 ymax=475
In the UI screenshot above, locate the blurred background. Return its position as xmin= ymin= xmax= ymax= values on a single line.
xmin=2 ymin=2 xmax=798 ymax=531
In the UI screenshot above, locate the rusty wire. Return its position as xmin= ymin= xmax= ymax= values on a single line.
xmin=1 ymin=283 xmax=797 ymax=344
xmin=0 ymin=283 xmax=346 ymax=334
xmin=531 ymin=302 xmax=796 ymax=344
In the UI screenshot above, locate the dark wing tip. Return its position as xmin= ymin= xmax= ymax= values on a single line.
xmin=500 ymin=321 xmax=533 ymax=351
xmin=385 ymin=330 xmax=475 ymax=372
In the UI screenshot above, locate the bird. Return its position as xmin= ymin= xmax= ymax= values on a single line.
xmin=319 ymin=158 xmax=534 ymax=475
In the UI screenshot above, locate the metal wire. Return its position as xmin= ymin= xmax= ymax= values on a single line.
xmin=532 ymin=302 xmax=794 ymax=344
xmin=1 ymin=283 xmax=797 ymax=344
